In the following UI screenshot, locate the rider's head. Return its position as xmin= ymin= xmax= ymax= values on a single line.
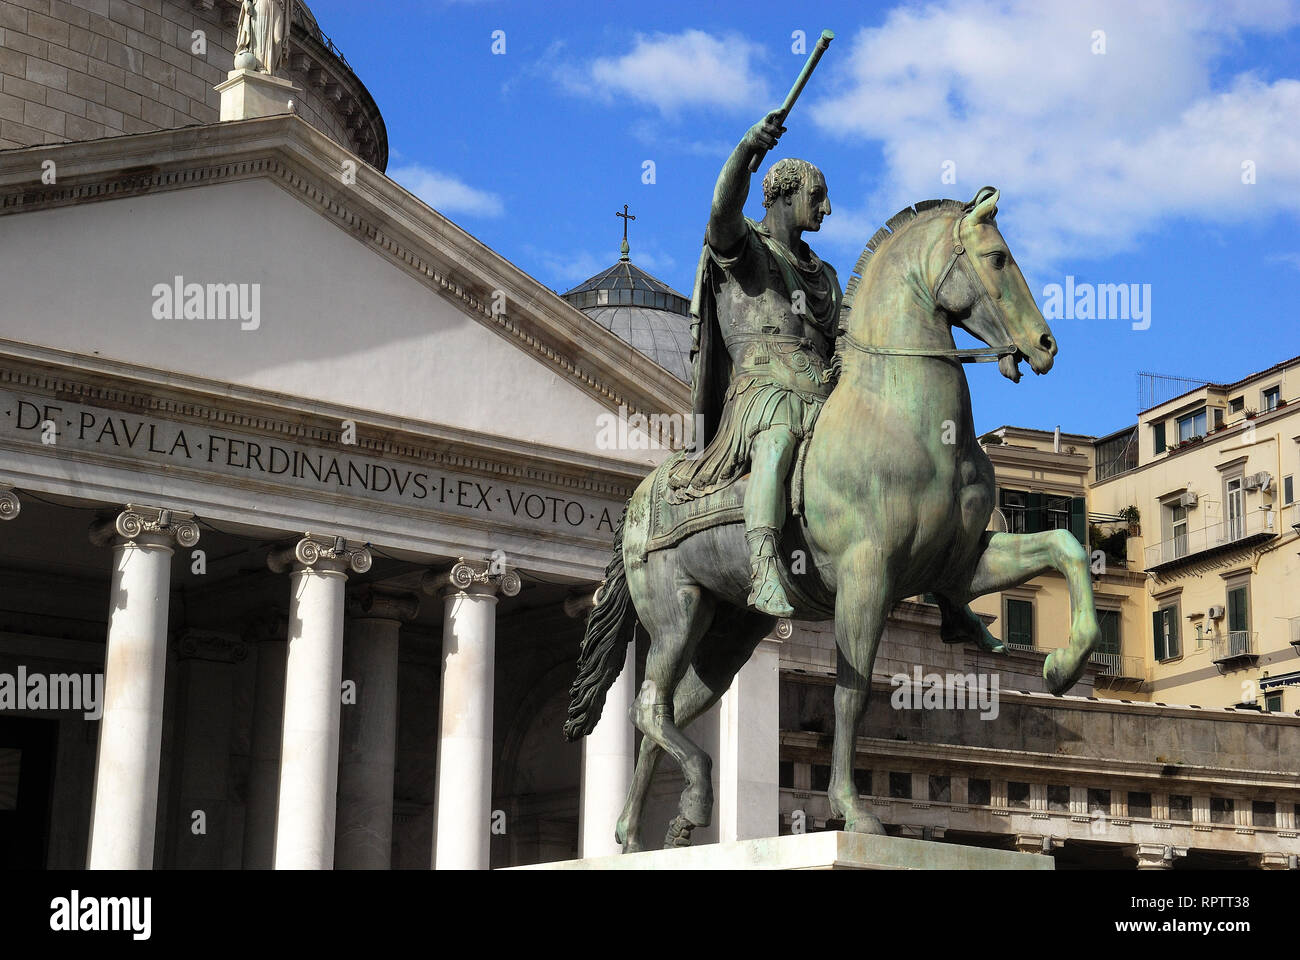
xmin=762 ymin=159 xmax=831 ymax=233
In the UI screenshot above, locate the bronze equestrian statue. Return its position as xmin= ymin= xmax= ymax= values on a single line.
xmin=565 ymin=99 xmax=1100 ymax=851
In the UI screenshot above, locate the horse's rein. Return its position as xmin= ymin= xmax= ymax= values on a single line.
xmin=839 ymin=211 xmax=1014 ymax=364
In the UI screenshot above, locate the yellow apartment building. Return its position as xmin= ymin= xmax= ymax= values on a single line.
xmin=972 ymin=354 xmax=1300 ymax=712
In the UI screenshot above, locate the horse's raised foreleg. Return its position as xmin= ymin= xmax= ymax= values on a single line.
xmin=966 ymin=530 xmax=1100 ymax=694
xmin=828 ymin=542 xmax=890 ymax=835
xmin=616 ymin=611 xmax=772 ymax=852
xmin=629 ymin=583 xmax=717 ymax=848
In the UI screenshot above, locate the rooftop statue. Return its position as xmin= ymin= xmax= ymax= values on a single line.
xmin=566 ymin=32 xmax=1100 ymax=852
xmin=234 ymin=0 xmax=287 ymax=75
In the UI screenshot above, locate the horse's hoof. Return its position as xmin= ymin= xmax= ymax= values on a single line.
xmin=1043 ymin=649 xmax=1084 ymax=695
xmin=664 ymin=814 xmax=696 ymax=848
xmin=844 ymin=814 xmax=888 ymax=836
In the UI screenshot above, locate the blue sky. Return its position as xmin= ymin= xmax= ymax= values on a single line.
xmin=307 ymin=0 xmax=1299 ymax=437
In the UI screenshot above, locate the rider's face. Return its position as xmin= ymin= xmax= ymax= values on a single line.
xmin=792 ymin=173 xmax=831 ymax=232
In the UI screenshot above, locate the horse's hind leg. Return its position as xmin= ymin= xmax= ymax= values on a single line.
xmin=631 ymin=582 xmax=717 ymax=847
xmin=965 ymin=530 xmax=1099 ymax=694
xmin=828 ymin=542 xmax=890 ymax=835
xmin=617 ymin=611 xmax=772 ymax=851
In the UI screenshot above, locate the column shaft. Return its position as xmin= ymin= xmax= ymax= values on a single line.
xmin=717 ymin=637 xmax=781 ymax=843
xmin=578 ymin=642 xmax=636 ymax=857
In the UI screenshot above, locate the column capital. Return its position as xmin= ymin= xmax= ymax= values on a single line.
xmin=268 ymin=533 xmax=372 ymax=575
xmin=1132 ymin=842 xmax=1187 ymax=869
xmin=422 ymin=558 xmax=521 ymax=600
xmin=773 ymin=618 xmax=794 ymax=640
xmin=89 ymin=503 xmax=200 ymax=549
xmin=0 ymin=484 xmax=19 ymax=521
xmin=1258 ymin=852 xmax=1297 ymax=870
xmin=346 ymin=585 xmax=420 ymax=622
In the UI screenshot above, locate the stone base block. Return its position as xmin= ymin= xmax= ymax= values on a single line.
xmin=217 ymin=70 xmax=303 ymax=122
xmin=508 ymin=831 xmax=1056 ymax=870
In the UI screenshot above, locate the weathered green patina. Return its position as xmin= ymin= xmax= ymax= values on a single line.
xmin=566 ymin=113 xmax=1099 ymax=853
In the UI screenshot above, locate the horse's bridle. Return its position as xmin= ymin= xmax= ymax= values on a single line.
xmin=839 ymin=211 xmax=1016 ymax=364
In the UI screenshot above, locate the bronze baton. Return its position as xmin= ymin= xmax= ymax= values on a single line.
xmin=748 ymin=28 xmax=835 ymax=173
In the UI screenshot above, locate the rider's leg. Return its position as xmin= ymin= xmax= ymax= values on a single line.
xmin=744 ymin=426 xmax=798 ymax=617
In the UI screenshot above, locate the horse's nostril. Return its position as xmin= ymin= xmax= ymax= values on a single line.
xmin=1040 ymin=334 xmax=1057 ymax=354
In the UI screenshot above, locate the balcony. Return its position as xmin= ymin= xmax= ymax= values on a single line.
xmin=1211 ymin=631 xmax=1260 ymax=671
xmin=1291 ymin=616 xmax=1300 ymax=650
xmin=1089 ymin=651 xmax=1145 ymax=682
xmin=1144 ymin=510 xmax=1277 ymax=572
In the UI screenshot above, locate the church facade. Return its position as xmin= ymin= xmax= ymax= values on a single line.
xmin=1 ymin=0 xmax=1296 ymax=871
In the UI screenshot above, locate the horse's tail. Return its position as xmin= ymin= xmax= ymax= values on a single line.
xmin=564 ymin=506 xmax=636 ymax=741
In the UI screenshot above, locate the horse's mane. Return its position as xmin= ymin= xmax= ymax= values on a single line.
xmin=839 ymin=198 xmax=967 ymax=317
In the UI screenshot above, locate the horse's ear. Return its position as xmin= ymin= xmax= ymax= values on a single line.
xmin=967 ymin=186 xmax=1000 ymax=223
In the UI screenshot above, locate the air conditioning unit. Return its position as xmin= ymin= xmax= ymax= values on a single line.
xmin=1244 ymin=471 xmax=1272 ymax=492
xmin=1178 ymin=491 xmax=1198 ymax=508
xmin=1208 ymin=605 xmax=1226 ymax=620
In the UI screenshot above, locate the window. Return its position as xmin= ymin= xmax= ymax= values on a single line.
xmin=1210 ymin=797 xmax=1234 ymax=824
xmin=1168 ymin=503 xmax=1188 ymax=558
xmin=1000 ymin=489 xmax=1027 ymax=533
xmin=889 ymin=772 xmax=912 ymax=799
xmin=853 ymin=768 xmax=872 ymax=796
xmin=1224 ymin=477 xmax=1244 ymax=541
xmin=967 ymin=778 xmax=991 ymax=805
xmin=1284 ymin=475 xmax=1294 ymax=506
xmin=928 ymin=775 xmax=951 ymax=803
xmin=811 ymin=764 xmax=830 ymax=791
xmin=1047 ymin=785 xmax=1070 ymax=811
xmin=1226 ymin=585 xmax=1250 ymax=655
xmin=1263 ymin=385 xmax=1280 ymax=412
xmin=1129 ymin=791 xmax=1152 ymax=818
xmin=1096 ymin=609 xmax=1121 ymax=655
xmin=1152 ymin=421 xmax=1167 ymax=454
xmin=779 ymin=761 xmax=794 ymax=788
xmin=1004 ymin=597 xmax=1034 ymax=647
xmin=1177 ymin=408 xmax=1207 ymax=442
xmin=1229 ymin=396 xmax=1244 ymax=413
xmin=1253 ymin=800 xmax=1276 ymax=828
xmin=1087 ymin=789 xmax=1111 ymax=815
xmin=1007 ymin=781 xmax=1030 ymax=808
xmin=1212 ymin=407 xmax=1224 ymax=429
xmin=1169 ymin=795 xmax=1192 ymax=821
xmin=1046 ymin=496 xmax=1071 ymax=531
xmin=1153 ymin=603 xmax=1181 ymax=661
xmin=1265 ymin=691 xmax=1283 ymax=713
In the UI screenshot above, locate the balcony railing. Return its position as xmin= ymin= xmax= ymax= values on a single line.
xmin=1211 ymin=631 xmax=1259 ymax=668
xmin=1089 ymin=651 xmax=1145 ymax=680
xmin=1291 ymin=616 xmax=1300 ymax=648
xmin=1145 ymin=510 xmax=1277 ymax=570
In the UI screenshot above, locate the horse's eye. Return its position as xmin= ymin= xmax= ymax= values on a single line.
xmin=990 ymin=252 xmax=1007 ymax=270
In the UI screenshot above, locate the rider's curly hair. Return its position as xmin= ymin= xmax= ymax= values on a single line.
xmin=762 ymin=158 xmax=820 ymax=208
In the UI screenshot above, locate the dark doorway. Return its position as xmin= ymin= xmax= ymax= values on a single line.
xmin=0 ymin=717 xmax=57 ymax=869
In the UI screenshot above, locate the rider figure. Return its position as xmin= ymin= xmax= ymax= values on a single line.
xmin=667 ymin=110 xmax=841 ymax=618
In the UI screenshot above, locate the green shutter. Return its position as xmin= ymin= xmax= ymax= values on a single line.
xmin=1168 ymin=608 xmax=1180 ymax=658
xmin=1153 ymin=422 xmax=1166 ymax=454
xmin=1097 ymin=609 xmax=1120 ymax=655
xmin=1026 ymin=492 xmax=1045 ymax=533
xmin=1152 ymin=610 xmax=1165 ymax=660
xmin=1006 ymin=599 xmax=1033 ymax=646
xmin=1227 ymin=588 xmax=1248 ymax=632
xmin=1070 ymin=497 xmax=1087 ymax=545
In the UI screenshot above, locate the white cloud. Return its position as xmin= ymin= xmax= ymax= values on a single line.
xmin=561 ymin=30 xmax=771 ymax=115
xmin=388 ymin=164 xmax=504 ymax=219
xmin=810 ymin=0 xmax=1300 ymax=267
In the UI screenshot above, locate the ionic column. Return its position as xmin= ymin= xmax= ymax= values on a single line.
xmin=335 ymin=586 xmax=419 ymax=870
xmin=0 ymin=484 xmax=20 ymax=521
xmin=424 ymin=559 xmax=520 ymax=870
xmin=717 ymin=622 xmax=786 ymax=843
xmin=569 ymin=587 xmax=636 ymax=859
xmin=87 ymin=505 xmax=199 ymax=869
xmin=267 ymin=534 xmax=371 ymax=870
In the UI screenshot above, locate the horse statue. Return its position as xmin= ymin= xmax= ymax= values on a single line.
xmin=564 ymin=186 xmax=1101 ymax=851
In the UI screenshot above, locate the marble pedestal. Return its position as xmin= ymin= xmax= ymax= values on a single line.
xmin=509 ymin=831 xmax=1056 ymax=871
xmin=217 ymin=69 xmax=303 ymax=122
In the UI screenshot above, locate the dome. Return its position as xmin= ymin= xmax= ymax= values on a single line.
xmin=562 ymin=249 xmax=693 ymax=383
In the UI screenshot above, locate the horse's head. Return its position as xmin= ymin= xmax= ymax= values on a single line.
xmin=936 ymin=187 xmax=1056 ymax=382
